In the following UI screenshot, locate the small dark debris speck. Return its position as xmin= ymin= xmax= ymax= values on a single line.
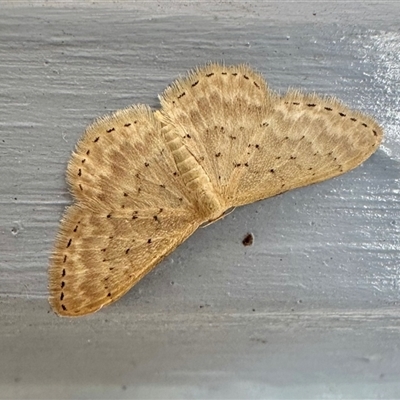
xmin=242 ymin=233 xmax=254 ymax=246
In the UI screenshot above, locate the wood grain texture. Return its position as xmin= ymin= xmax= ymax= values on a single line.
xmin=0 ymin=1 xmax=399 ymax=398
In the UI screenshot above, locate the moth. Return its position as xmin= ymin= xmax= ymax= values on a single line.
xmin=49 ymin=63 xmax=383 ymax=316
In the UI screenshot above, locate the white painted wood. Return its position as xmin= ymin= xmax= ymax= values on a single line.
xmin=1 ymin=1 xmax=399 ymax=398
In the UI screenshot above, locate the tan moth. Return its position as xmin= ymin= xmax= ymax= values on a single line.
xmin=49 ymin=63 xmax=383 ymax=316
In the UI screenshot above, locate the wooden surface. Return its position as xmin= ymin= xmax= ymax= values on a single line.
xmin=1 ymin=1 xmax=399 ymax=398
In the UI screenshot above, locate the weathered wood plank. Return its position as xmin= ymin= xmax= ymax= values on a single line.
xmin=0 ymin=1 xmax=399 ymax=398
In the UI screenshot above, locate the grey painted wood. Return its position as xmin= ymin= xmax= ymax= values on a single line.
xmin=1 ymin=1 xmax=399 ymax=398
